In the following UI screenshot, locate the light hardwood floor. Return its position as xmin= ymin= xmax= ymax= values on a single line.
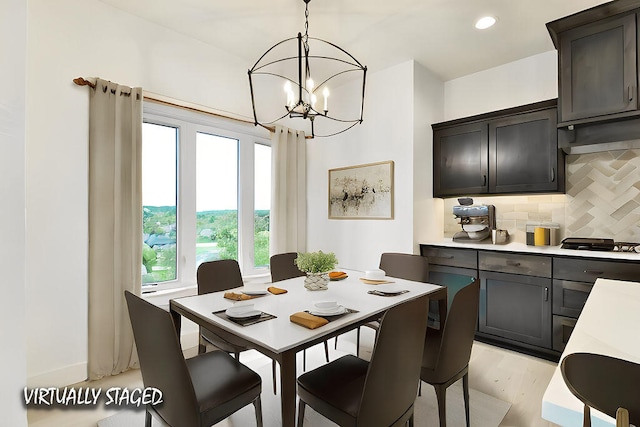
xmin=27 ymin=330 xmax=559 ymax=427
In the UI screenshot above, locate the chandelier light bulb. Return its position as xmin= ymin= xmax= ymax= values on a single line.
xmin=323 ymin=87 xmax=329 ymax=111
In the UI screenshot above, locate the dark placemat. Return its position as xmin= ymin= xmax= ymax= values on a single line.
xmin=213 ymin=309 xmax=276 ymax=326
xmin=305 ymin=307 xmax=359 ymax=322
xmin=367 ymin=289 xmax=409 ymax=297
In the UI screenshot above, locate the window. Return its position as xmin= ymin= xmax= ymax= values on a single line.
xmin=142 ymin=102 xmax=271 ymax=289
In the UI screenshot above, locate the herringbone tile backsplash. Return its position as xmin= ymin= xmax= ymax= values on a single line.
xmin=566 ymin=150 xmax=640 ymax=242
xmin=442 ymin=149 xmax=640 ymax=243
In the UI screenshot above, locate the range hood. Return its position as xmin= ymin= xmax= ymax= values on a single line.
xmin=559 ymin=115 xmax=640 ymax=154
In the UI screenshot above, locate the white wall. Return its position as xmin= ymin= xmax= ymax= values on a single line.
xmin=0 ymin=0 xmax=27 ymax=424
xmin=444 ymin=50 xmax=558 ymax=120
xmin=25 ymin=0 xmax=260 ymax=386
xmin=306 ymin=61 xmax=444 ymax=270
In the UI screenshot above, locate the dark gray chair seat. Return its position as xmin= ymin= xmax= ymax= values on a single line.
xmin=561 ymin=352 xmax=640 ymax=427
xmin=419 ymin=278 xmax=479 ymax=427
xmin=124 ymin=290 xmax=263 ymax=427
xmin=297 ymin=295 xmax=430 ymax=427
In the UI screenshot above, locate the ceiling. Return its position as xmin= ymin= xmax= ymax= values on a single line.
xmin=99 ymin=0 xmax=610 ymax=81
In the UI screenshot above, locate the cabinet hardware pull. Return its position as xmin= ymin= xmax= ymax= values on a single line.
xmin=441 ymin=255 xmax=454 ymax=259
xmin=551 ymin=167 xmax=555 ymax=182
xmin=506 ymin=261 xmax=521 ymax=267
xmin=629 ymin=85 xmax=634 ymax=102
xmin=584 ymin=270 xmax=604 ymax=275
xmin=482 ymin=174 xmax=487 ymax=186
xmin=544 ymin=287 xmax=549 ymax=301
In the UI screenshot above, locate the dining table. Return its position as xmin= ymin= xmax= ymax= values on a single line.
xmin=169 ymin=268 xmax=446 ymax=427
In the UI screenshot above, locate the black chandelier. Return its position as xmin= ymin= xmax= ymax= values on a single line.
xmin=248 ymin=0 xmax=367 ymax=138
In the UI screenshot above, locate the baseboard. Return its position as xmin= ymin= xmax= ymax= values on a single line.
xmin=27 ymin=362 xmax=87 ymax=388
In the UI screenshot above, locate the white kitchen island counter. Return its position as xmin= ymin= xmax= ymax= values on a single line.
xmin=541 ymin=278 xmax=640 ymax=426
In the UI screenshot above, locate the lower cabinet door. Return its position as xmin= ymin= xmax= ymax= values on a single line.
xmin=479 ymin=270 xmax=552 ymax=348
xmin=553 ymin=315 xmax=577 ymax=352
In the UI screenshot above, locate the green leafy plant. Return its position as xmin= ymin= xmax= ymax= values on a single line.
xmin=295 ymin=250 xmax=338 ymax=273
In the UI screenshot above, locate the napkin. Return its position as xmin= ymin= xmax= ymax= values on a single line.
xmin=329 ymin=271 xmax=348 ymax=280
xmin=224 ymin=292 xmax=255 ymax=301
xmin=290 ymin=312 xmax=329 ymax=329
xmin=267 ymin=286 xmax=288 ymax=295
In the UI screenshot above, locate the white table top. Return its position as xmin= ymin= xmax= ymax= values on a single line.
xmin=170 ymin=269 xmax=443 ymax=354
xmin=541 ymin=278 xmax=640 ymax=427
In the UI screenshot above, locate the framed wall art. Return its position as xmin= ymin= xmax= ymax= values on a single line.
xmin=328 ymin=160 xmax=394 ymax=219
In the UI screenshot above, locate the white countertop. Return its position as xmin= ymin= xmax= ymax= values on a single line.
xmin=422 ymin=239 xmax=640 ymax=261
xmin=541 ymin=278 xmax=640 ymax=427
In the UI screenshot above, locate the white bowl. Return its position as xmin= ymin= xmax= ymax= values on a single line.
xmin=313 ymin=300 xmax=338 ymax=310
xmin=225 ymin=303 xmax=255 ymax=316
xmin=364 ymin=269 xmax=386 ymax=280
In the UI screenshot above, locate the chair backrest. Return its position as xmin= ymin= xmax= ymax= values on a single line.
xmin=358 ymin=295 xmax=430 ymax=426
xmin=270 ymin=252 xmax=305 ymax=282
xmin=197 ymin=259 xmax=243 ymax=295
xmin=561 ymin=352 xmax=640 ymax=426
xmin=379 ymin=253 xmax=429 ymax=283
xmin=124 ymin=291 xmax=199 ymax=426
xmin=431 ymin=279 xmax=480 ymax=378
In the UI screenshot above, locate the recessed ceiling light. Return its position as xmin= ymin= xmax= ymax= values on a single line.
xmin=475 ymin=16 xmax=497 ymax=30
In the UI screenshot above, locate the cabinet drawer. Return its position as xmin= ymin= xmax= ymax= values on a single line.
xmin=553 ymin=257 xmax=640 ymax=283
xmin=553 ymin=315 xmax=577 ymax=353
xmin=552 ymin=279 xmax=592 ymax=318
xmin=420 ymin=246 xmax=477 ymax=269
xmin=479 ymin=251 xmax=551 ymax=278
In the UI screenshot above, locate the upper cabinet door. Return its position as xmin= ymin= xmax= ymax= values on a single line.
xmin=558 ymin=13 xmax=637 ymax=124
xmin=489 ymin=108 xmax=562 ymax=194
xmin=433 ymin=122 xmax=488 ymax=197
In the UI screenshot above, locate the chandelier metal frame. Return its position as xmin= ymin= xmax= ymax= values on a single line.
xmin=248 ymin=0 xmax=367 ymax=138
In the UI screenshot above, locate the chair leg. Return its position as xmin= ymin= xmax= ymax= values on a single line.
xmin=234 ymin=352 xmax=240 ymax=360
xmin=303 ymin=349 xmax=306 ymax=371
xmin=334 ymin=335 xmax=338 ymax=349
xmin=253 ymin=395 xmax=263 ymax=427
xmin=418 ymin=380 xmax=422 ymax=397
xmin=463 ymin=373 xmax=470 ymax=427
xmin=356 ymin=326 xmax=361 ymax=357
xmin=272 ymin=360 xmax=277 ymax=395
xmin=145 ymin=410 xmax=152 ymax=427
xmin=297 ymin=398 xmax=306 ymax=427
xmin=323 ymin=340 xmax=330 ymax=363
xmin=198 ymin=343 xmax=206 ymax=354
xmin=408 ymin=412 xmax=414 ymax=427
xmin=434 ymin=383 xmax=447 ymax=427
xmin=584 ymin=404 xmax=592 ymax=427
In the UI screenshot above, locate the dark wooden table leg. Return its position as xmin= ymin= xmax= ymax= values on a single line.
xmin=169 ymin=303 xmax=182 ymax=335
xmin=279 ymin=350 xmax=297 ymax=427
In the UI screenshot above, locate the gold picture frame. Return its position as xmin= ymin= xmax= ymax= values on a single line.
xmin=328 ymin=160 xmax=394 ymax=219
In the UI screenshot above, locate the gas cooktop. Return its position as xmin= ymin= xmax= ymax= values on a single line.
xmin=561 ymin=238 xmax=640 ymax=252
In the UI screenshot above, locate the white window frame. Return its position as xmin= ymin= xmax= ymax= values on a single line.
xmin=143 ymin=102 xmax=271 ymax=291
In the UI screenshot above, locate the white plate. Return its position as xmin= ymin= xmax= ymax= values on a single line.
xmin=309 ymin=306 xmax=347 ymax=316
xmin=376 ymin=285 xmax=405 ymax=294
xmin=226 ymin=309 xmax=262 ymax=319
xmin=313 ymin=300 xmax=338 ymax=309
xmin=242 ymin=290 xmax=269 ymax=295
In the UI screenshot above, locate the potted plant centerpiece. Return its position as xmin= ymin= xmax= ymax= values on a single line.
xmin=295 ymin=250 xmax=338 ymax=291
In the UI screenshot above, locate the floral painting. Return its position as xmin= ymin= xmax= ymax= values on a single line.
xmin=328 ymin=161 xmax=394 ymax=219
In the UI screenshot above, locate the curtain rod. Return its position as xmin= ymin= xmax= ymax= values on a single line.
xmin=73 ymin=77 xmax=276 ymax=134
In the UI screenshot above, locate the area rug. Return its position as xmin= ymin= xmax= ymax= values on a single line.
xmin=98 ymin=382 xmax=510 ymax=427
xmin=99 ymin=345 xmax=510 ymax=427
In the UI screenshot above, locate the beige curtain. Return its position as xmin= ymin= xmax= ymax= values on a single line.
xmin=269 ymin=125 xmax=307 ymax=254
xmin=87 ymin=78 xmax=143 ymax=380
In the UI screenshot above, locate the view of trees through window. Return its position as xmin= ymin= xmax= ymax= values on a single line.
xmin=142 ymin=120 xmax=271 ymax=285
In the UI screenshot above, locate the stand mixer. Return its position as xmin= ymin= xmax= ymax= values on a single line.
xmin=452 ymin=198 xmax=496 ymax=242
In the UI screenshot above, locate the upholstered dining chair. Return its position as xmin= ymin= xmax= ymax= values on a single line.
xmin=560 ymin=352 xmax=640 ymax=427
xmin=296 ymin=294 xmax=430 ymax=427
xmin=419 ymin=278 xmax=480 ymax=427
xmin=124 ymin=291 xmax=263 ymax=427
xmin=198 ymin=259 xmax=277 ymax=393
xmin=346 ymin=252 xmax=436 ymax=357
xmin=270 ymin=252 xmax=330 ymax=371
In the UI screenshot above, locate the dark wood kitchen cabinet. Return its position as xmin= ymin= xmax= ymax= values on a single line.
xmin=547 ymin=0 xmax=640 ymax=127
xmin=433 ymin=122 xmax=488 ymax=197
xmin=433 ymin=100 xmax=564 ymax=197
xmin=478 ymin=251 xmax=552 ymax=350
xmin=551 ymin=256 xmax=640 ymax=352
